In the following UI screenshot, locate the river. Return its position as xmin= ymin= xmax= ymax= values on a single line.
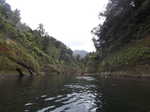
xmin=0 ymin=74 xmax=150 ymax=112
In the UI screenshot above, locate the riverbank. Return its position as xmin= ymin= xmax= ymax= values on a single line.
xmin=0 ymin=64 xmax=79 ymax=79
xmin=93 ymin=71 xmax=150 ymax=80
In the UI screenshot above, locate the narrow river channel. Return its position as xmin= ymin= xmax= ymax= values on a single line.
xmin=0 ymin=74 xmax=150 ymax=112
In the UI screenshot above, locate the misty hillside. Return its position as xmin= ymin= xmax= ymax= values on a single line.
xmin=73 ymin=50 xmax=88 ymax=58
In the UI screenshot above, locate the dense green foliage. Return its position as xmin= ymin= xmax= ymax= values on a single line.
xmin=0 ymin=0 xmax=77 ymax=75
xmin=91 ymin=0 xmax=150 ymax=73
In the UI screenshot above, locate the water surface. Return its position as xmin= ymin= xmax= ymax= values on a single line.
xmin=0 ymin=74 xmax=150 ymax=112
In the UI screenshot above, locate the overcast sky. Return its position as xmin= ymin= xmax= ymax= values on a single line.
xmin=7 ymin=0 xmax=108 ymax=52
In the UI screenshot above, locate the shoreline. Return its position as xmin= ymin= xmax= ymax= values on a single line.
xmin=1 ymin=70 xmax=150 ymax=80
xmin=92 ymin=71 xmax=150 ymax=80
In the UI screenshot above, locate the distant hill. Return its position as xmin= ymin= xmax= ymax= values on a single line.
xmin=73 ymin=50 xmax=88 ymax=58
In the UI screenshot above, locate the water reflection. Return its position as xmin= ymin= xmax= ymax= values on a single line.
xmin=36 ymin=76 xmax=100 ymax=112
xmin=95 ymin=78 xmax=150 ymax=112
xmin=1 ymin=75 xmax=150 ymax=112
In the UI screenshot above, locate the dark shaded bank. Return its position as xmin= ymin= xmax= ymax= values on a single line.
xmin=90 ymin=72 xmax=150 ymax=80
xmin=88 ymin=0 xmax=150 ymax=76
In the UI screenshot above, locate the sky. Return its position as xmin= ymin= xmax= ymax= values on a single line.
xmin=7 ymin=0 xmax=108 ymax=52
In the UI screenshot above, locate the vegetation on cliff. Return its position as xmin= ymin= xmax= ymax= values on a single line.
xmin=0 ymin=0 xmax=78 ymax=75
xmin=89 ymin=0 xmax=150 ymax=74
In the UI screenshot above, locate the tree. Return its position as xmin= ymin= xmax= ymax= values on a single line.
xmin=92 ymin=0 xmax=150 ymax=58
xmin=0 ymin=0 xmax=5 ymax=5
xmin=37 ymin=24 xmax=45 ymax=37
xmin=12 ymin=9 xmax=20 ymax=24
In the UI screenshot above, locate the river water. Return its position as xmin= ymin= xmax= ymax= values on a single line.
xmin=0 ymin=74 xmax=150 ymax=112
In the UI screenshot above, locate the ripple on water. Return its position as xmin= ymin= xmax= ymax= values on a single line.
xmin=24 ymin=76 xmax=101 ymax=112
xmin=44 ymin=97 xmax=55 ymax=101
xmin=76 ymin=76 xmax=95 ymax=81
xmin=37 ymin=106 xmax=55 ymax=112
xmin=64 ymin=84 xmax=86 ymax=89
xmin=24 ymin=103 xmax=33 ymax=106
xmin=41 ymin=95 xmax=47 ymax=98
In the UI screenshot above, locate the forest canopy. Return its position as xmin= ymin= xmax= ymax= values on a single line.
xmin=92 ymin=0 xmax=150 ymax=58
